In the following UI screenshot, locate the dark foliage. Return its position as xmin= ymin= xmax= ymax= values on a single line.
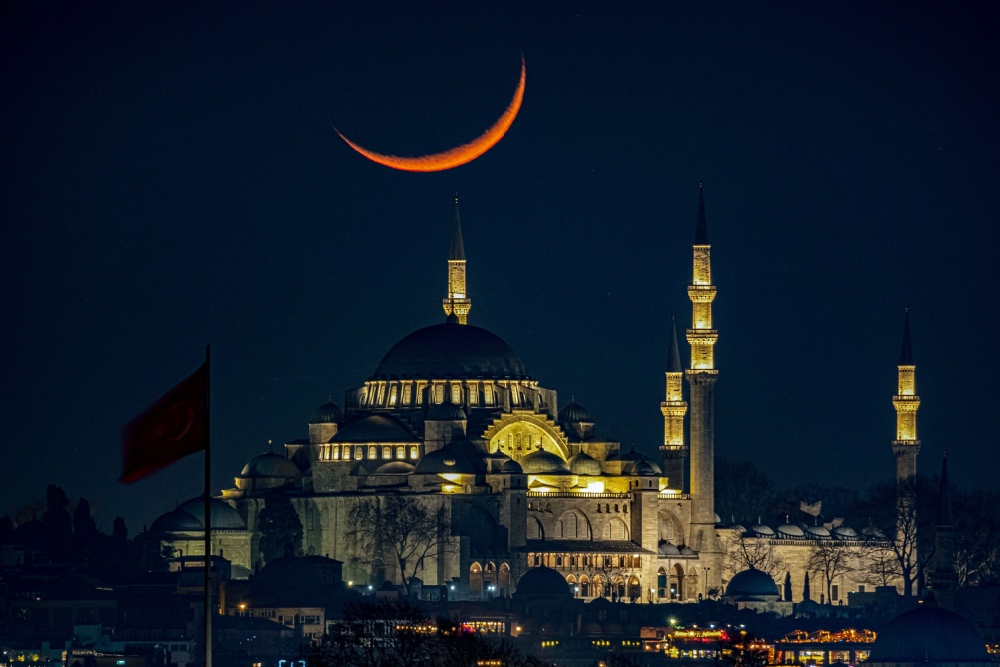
xmin=258 ymin=490 xmax=303 ymax=563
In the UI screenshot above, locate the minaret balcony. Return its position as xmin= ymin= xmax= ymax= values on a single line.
xmin=686 ymin=285 xmax=717 ymax=302
xmin=892 ymin=396 xmax=921 ymax=412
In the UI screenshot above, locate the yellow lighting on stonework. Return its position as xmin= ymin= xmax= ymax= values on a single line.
xmin=586 ymin=481 xmax=606 ymax=493
xmin=440 ymin=473 xmax=461 ymax=482
xmin=442 ymin=484 xmax=460 ymax=494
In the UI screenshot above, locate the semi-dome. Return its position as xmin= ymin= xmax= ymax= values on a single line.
xmin=751 ymin=524 xmax=775 ymax=537
xmin=867 ymin=603 xmax=990 ymax=663
xmin=558 ymin=400 xmax=592 ymax=423
xmin=513 ymin=565 xmax=571 ymax=598
xmin=373 ymin=461 xmax=415 ymax=475
xmin=426 ymin=400 xmax=467 ymax=421
xmin=567 ymin=451 xmax=602 ymax=476
xmin=520 ymin=450 xmax=570 ymax=475
xmin=310 ymin=401 xmax=344 ymax=424
xmin=330 ymin=414 xmax=419 ymax=443
xmin=413 ymin=443 xmax=483 ymax=475
xmin=150 ymin=508 xmax=203 ymax=534
xmin=501 ymin=458 xmax=524 ymax=474
xmin=372 ymin=322 xmax=530 ymax=380
xmin=725 ymin=568 xmax=779 ymax=599
xmin=241 ymin=452 xmax=300 ymax=478
xmin=177 ymin=497 xmax=246 ymax=530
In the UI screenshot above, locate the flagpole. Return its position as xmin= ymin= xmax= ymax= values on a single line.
xmin=204 ymin=344 xmax=212 ymax=667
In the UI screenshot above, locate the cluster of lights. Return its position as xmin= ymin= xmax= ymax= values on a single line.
xmin=540 ymin=640 xmax=560 ymax=648
xmin=591 ymin=640 xmax=611 ymax=647
xmin=781 ymin=628 xmax=876 ymax=643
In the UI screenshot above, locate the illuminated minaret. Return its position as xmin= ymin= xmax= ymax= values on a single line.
xmin=660 ymin=317 xmax=688 ymax=491
xmin=442 ymin=196 xmax=471 ymax=324
xmin=685 ymin=181 xmax=721 ymax=566
xmin=892 ymin=307 xmax=920 ymax=482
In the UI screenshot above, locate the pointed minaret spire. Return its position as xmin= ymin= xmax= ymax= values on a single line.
xmin=928 ymin=452 xmax=957 ymax=609
xmin=694 ymin=179 xmax=709 ymax=246
xmin=892 ymin=305 xmax=921 ymax=483
xmin=661 ymin=315 xmax=689 ymax=491
xmin=443 ymin=195 xmax=471 ymax=324
xmin=900 ymin=304 xmax=913 ymax=365
xmin=667 ymin=316 xmax=683 ymax=373
xmin=449 ymin=193 xmax=466 ymax=261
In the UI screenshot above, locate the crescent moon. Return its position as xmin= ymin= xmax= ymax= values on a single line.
xmin=335 ymin=56 xmax=525 ymax=172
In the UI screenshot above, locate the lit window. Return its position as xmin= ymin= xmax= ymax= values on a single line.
xmin=382 ymin=446 xmax=391 ymax=459
xmin=396 ymin=446 xmax=405 ymax=459
xmin=451 ymin=383 xmax=462 ymax=403
xmin=410 ymin=446 xmax=418 ymax=459
xmin=388 ymin=385 xmax=398 ymax=407
xmin=484 ymin=384 xmax=494 ymax=405
xmin=331 ymin=446 xmax=339 ymax=460
xmin=469 ymin=382 xmax=478 ymax=405
xmin=402 ymin=383 xmax=412 ymax=405
xmin=368 ymin=446 xmax=376 ymax=460
xmin=355 ymin=447 xmax=363 ymax=460
xmin=377 ymin=383 xmax=386 ymax=405
xmin=434 ymin=384 xmax=445 ymax=404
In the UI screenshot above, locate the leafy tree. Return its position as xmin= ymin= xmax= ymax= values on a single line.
xmin=42 ymin=484 xmax=72 ymax=536
xmin=721 ymin=530 xmax=785 ymax=578
xmin=112 ymin=517 xmax=128 ymax=543
xmin=258 ymin=490 xmax=303 ymax=563
xmin=347 ymin=495 xmax=450 ymax=595
xmin=714 ymin=458 xmax=778 ymax=524
xmin=73 ymin=497 xmax=97 ymax=539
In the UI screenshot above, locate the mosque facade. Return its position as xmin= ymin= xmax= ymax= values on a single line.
xmin=155 ymin=187 xmax=908 ymax=605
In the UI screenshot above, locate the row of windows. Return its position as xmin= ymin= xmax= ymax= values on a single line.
xmin=319 ymin=445 xmax=420 ymax=461
xmin=361 ymin=380 xmax=500 ymax=408
xmin=530 ymin=553 xmax=642 ymax=569
xmin=527 ymin=516 xmax=629 ymax=540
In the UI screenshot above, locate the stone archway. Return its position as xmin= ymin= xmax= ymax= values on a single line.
xmin=627 ymin=575 xmax=642 ymax=602
xmin=483 ymin=414 xmax=570 ymax=461
xmin=672 ymin=563 xmax=684 ymax=601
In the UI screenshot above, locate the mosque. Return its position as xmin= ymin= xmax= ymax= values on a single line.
xmin=152 ymin=186 xmax=915 ymax=605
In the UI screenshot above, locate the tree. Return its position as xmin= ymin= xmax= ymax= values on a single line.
xmin=721 ymin=530 xmax=784 ymax=578
xmin=953 ymin=488 xmax=1000 ymax=587
xmin=112 ymin=517 xmax=128 ymax=543
xmin=806 ymin=540 xmax=857 ymax=604
xmin=347 ymin=495 xmax=450 ymax=595
xmin=594 ymin=554 xmax=634 ymax=602
xmin=857 ymin=542 xmax=902 ymax=588
xmin=714 ymin=458 xmax=778 ymax=524
xmin=73 ymin=497 xmax=97 ymax=539
xmin=42 ymin=484 xmax=72 ymax=536
xmin=258 ymin=490 xmax=304 ymax=563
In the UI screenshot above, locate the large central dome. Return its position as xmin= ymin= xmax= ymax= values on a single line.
xmin=372 ymin=322 xmax=531 ymax=380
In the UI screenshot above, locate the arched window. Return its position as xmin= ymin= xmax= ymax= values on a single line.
xmin=382 ymin=446 xmax=391 ymax=459
xmin=470 ymin=563 xmax=483 ymax=599
xmin=434 ymin=384 xmax=445 ymax=404
xmin=396 ymin=446 xmax=405 ymax=459
xmin=657 ymin=568 xmax=667 ymax=598
xmin=410 ymin=446 xmax=418 ymax=459
xmin=451 ymin=383 xmax=462 ymax=404
xmin=527 ymin=516 xmax=544 ymax=540
xmin=388 ymin=385 xmax=398 ymax=407
xmin=355 ymin=446 xmax=363 ymax=460
xmin=402 ymin=383 xmax=412 ymax=405
xmin=580 ymin=575 xmax=590 ymax=597
xmin=368 ymin=446 xmax=376 ymax=460
xmin=484 ymin=383 xmax=494 ymax=405
xmin=602 ymin=517 xmax=628 ymax=540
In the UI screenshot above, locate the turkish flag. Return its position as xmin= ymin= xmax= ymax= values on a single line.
xmin=120 ymin=362 xmax=208 ymax=484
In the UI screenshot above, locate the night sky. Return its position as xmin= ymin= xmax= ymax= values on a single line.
xmin=2 ymin=2 xmax=998 ymax=531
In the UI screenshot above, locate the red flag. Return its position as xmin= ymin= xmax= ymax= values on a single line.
xmin=120 ymin=362 xmax=208 ymax=484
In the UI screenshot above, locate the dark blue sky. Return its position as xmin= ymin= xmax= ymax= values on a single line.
xmin=2 ymin=2 xmax=998 ymax=530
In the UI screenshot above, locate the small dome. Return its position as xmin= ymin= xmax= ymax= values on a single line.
xmin=513 ymin=565 xmax=571 ymax=598
xmin=413 ymin=444 xmax=482 ymax=475
xmin=426 ymin=400 xmax=467 ymax=421
xmin=777 ymin=524 xmax=805 ymax=538
xmin=567 ymin=451 xmax=602 ymax=476
xmin=241 ymin=452 xmax=300 ymax=478
xmin=501 ymin=458 xmax=524 ymax=474
xmin=862 ymin=526 xmax=886 ymax=540
xmin=558 ymin=400 xmax=591 ymax=423
xmin=177 ymin=497 xmax=246 ymax=530
xmin=373 ymin=461 xmax=415 ymax=475
xmin=330 ymin=414 xmax=419 ymax=443
xmin=624 ymin=458 xmax=661 ymax=476
xmin=751 ymin=524 xmax=775 ymax=537
xmin=310 ymin=401 xmax=344 ymax=424
xmin=805 ymin=525 xmax=831 ymax=539
xmin=519 ymin=450 xmax=570 ymax=474
xmin=150 ymin=508 xmax=203 ymax=534
xmin=725 ymin=568 xmax=779 ymax=599
xmin=868 ymin=603 xmax=990 ymax=662
xmin=658 ymin=540 xmax=681 ymax=556
xmin=679 ymin=545 xmax=695 ymax=556
xmin=832 ymin=526 xmax=859 ymax=540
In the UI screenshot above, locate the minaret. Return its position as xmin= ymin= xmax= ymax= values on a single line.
xmin=892 ymin=307 xmax=920 ymax=482
xmin=660 ymin=316 xmax=688 ymax=491
xmin=442 ymin=196 xmax=471 ymax=324
xmin=927 ymin=453 xmax=957 ymax=610
xmin=685 ymin=181 xmax=721 ymax=569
